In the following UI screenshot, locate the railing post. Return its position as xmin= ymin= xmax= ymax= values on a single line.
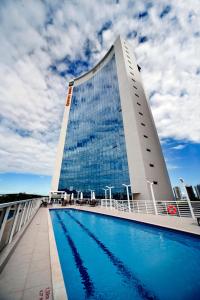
xmin=132 ymin=200 xmax=135 ymax=213
xmin=24 ymin=201 xmax=31 ymax=225
xmin=164 ymin=202 xmax=168 ymax=215
xmin=28 ymin=200 xmax=33 ymax=219
xmin=32 ymin=201 xmax=35 ymax=212
xmin=144 ymin=201 xmax=147 ymax=214
xmin=30 ymin=200 xmax=34 ymax=217
xmin=176 ymin=201 xmax=181 ymax=217
xmin=151 ymin=193 xmax=158 ymax=216
xmin=9 ymin=204 xmax=21 ymax=244
xmin=186 ymin=198 xmax=195 ymax=220
xmin=0 ymin=209 xmax=5 ymax=227
xmin=28 ymin=201 xmax=33 ymax=220
xmin=27 ymin=202 xmax=31 ymax=221
xmin=136 ymin=201 xmax=139 ymax=213
xmin=138 ymin=201 xmax=141 ymax=213
xmin=0 ymin=206 xmax=11 ymax=244
xmin=18 ymin=202 xmax=27 ymax=231
xmin=35 ymin=200 xmax=38 ymax=210
xmin=116 ymin=200 xmax=118 ymax=211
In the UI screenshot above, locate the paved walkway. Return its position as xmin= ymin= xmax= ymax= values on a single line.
xmin=0 ymin=208 xmax=52 ymax=300
xmin=71 ymin=205 xmax=200 ymax=236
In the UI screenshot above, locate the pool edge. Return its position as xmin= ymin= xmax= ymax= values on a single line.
xmin=49 ymin=206 xmax=200 ymax=239
xmin=48 ymin=209 xmax=68 ymax=300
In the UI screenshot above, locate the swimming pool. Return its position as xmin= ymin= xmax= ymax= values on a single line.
xmin=50 ymin=209 xmax=200 ymax=300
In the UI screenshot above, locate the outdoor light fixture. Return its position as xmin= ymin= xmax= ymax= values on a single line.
xmin=102 ymin=189 xmax=108 ymax=208
xmin=179 ymin=178 xmax=195 ymax=219
xmin=106 ymin=186 xmax=114 ymax=208
xmin=89 ymin=189 xmax=94 ymax=200
xmin=147 ymin=180 xmax=158 ymax=215
xmin=122 ymin=184 xmax=131 ymax=212
xmin=102 ymin=188 xmax=108 ymax=199
xmin=76 ymin=190 xmax=81 ymax=205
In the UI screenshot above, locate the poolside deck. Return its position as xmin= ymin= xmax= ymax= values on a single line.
xmin=70 ymin=205 xmax=200 ymax=236
xmin=0 ymin=204 xmax=199 ymax=300
xmin=0 ymin=208 xmax=52 ymax=300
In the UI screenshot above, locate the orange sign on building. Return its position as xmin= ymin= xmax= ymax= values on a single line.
xmin=65 ymin=85 xmax=73 ymax=106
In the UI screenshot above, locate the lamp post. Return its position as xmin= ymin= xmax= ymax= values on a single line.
xmin=49 ymin=192 xmax=51 ymax=204
xmin=76 ymin=191 xmax=80 ymax=205
xmin=122 ymin=184 xmax=131 ymax=212
xmin=102 ymin=188 xmax=108 ymax=199
xmin=102 ymin=189 xmax=108 ymax=207
xmin=179 ymin=178 xmax=195 ymax=219
xmin=89 ymin=190 xmax=94 ymax=200
xmin=106 ymin=186 xmax=114 ymax=208
xmin=147 ymin=180 xmax=158 ymax=215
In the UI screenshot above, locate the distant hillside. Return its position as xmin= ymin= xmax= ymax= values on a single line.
xmin=0 ymin=193 xmax=45 ymax=204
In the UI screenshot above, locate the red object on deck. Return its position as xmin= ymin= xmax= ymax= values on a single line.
xmin=167 ymin=205 xmax=177 ymax=215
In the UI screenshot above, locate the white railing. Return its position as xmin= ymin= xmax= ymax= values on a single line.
xmin=0 ymin=197 xmax=45 ymax=252
xmin=100 ymin=199 xmax=200 ymax=219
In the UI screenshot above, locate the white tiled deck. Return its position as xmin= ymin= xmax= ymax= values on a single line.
xmin=70 ymin=205 xmax=200 ymax=236
xmin=0 ymin=208 xmax=52 ymax=300
xmin=0 ymin=204 xmax=199 ymax=300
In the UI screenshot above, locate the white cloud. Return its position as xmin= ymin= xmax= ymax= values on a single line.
xmin=0 ymin=0 xmax=199 ymax=176
xmin=172 ymin=144 xmax=186 ymax=150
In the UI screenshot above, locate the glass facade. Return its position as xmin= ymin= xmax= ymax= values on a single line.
xmin=58 ymin=54 xmax=130 ymax=199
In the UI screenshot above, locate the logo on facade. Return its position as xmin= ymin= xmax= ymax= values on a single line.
xmin=66 ymin=85 xmax=73 ymax=106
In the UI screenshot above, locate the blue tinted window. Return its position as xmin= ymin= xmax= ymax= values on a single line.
xmin=58 ymin=54 xmax=130 ymax=199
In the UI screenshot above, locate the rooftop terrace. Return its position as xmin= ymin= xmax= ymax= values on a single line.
xmin=0 ymin=200 xmax=200 ymax=299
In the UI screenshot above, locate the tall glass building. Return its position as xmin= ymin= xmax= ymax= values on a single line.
xmin=52 ymin=36 xmax=174 ymax=201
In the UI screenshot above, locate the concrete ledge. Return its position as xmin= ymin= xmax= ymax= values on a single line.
xmin=0 ymin=207 xmax=40 ymax=273
xmin=48 ymin=210 xmax=68 ymax=300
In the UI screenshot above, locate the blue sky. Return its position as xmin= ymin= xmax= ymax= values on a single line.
xmin=0 ymin=0 xmax=199 ymax=195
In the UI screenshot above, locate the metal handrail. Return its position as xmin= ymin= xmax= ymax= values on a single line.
xmin=100 ymin=199 xmax=200 ymax=219
xmin=0 ymin=197 xmax=45 ymax=209
xmin=0 ymin=197 xmax=46 ymax=253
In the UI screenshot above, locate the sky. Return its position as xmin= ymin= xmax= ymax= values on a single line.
xmin=0 ymin=0 xmax=199 ymax=195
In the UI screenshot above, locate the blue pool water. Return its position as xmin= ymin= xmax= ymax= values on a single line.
xmin=50 ymin=209 xmax=200 ymax=300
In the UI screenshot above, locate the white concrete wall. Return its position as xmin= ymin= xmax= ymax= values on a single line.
xmin=51 ymin=100 xmax=71 ymax=191
xmin=114 ymin=36 xmax=174 ymax=201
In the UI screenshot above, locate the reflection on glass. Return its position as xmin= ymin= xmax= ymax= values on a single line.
xmin=58 ymin=54 xmax=130 ymax=199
